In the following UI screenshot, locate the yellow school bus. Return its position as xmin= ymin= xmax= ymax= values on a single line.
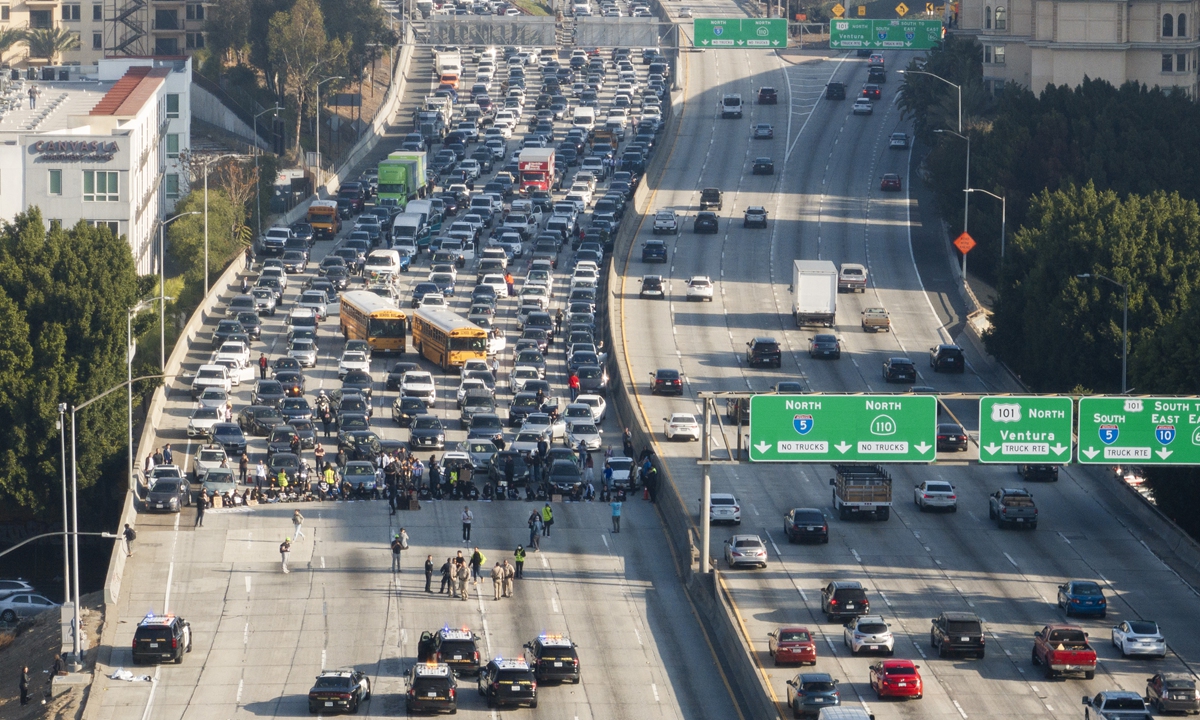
xmin=339 ymin=290 xmax=407 ymax=353
xmin=411 ymin=307 xmax=487 ymax=370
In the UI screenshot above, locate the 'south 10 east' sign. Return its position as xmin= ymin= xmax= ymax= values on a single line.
xmin=1077 ymin=397 xmax=1200 ymax=464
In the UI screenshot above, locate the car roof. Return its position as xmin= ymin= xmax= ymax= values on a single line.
xmin=729 ymin=534 xmax=763 ymax=543
xmin=711 ymin=492 xmax=736 ymax=500
xmin=940 ymin=611 xmax=981 ymax=621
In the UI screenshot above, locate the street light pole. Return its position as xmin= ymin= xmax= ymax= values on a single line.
xmin=899 ymin=69 xmax=961 ymax=133
xmin=127 ymin=299 xmax=166 ymax=492
xmin=57 ymin=403 xmax=69 ymax=611
xmin=966 ymin=188 xmax=1006 ymax=259
xmin=158 ymin=211 xmax=201 ymax=371
xmin=935 ymin=129 xmax=970 ymax=284
xmin=1077 ymin=273 xmax=1129 ymax=394
xmin=253 ymin=105 xmax=284 ymax=240
xmin=316 ymin=76 xmax=345 ymax=190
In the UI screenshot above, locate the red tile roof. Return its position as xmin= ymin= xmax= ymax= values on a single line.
xmin=89 ymin=66 xmax=169 ymax=117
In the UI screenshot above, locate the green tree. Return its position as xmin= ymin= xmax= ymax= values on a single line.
xmin=165 ymin=189 xmax=245 ymax=308
xmin=23 ymin=27 xmax=81 ymax=62
xmin=267 ymin=0 xmax=348 ymax=159
xmin=205 ymin=0 xmax=253 ymax=65
xmin=0 ymin=27 xmax=24 ymax=57
xmin=985 ymin=183 xmax=1200 ymax=392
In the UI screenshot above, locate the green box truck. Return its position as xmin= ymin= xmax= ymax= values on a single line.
xmin=378 ymin=151 xmax=427 ymax=207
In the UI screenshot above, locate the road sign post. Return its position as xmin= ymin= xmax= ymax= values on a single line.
xmin=1078 ymin=397 xmax=1200 ymax=464
xmin=693 ymin=18 xmax=788 ymax=48
xmin=748 ymin=395 xmax=937 ymax=463
xmin=829 ymin=18 xmax=942 ymax=49
xmin=977 ymin=397 xmax=1073 ymax=463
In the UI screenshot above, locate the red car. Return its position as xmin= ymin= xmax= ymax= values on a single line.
xmin=861 ymin=83 xmax=882 ymax=100
xmin=880 ymin=174 xmax=902 ymax=191
xmin=870 ymin=659 xmax=922 ymax=699
xmin=768 ymin=627 xmax=817 ymax=666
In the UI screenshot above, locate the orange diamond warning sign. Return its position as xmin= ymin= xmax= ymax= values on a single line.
xmin=953 ymin=233 xmax=976 ymax=254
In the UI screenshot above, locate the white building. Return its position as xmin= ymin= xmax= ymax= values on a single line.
xmin=0 ymin=55 xmax=191 ymax=273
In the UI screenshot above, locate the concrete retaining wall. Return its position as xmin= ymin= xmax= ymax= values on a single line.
xmin=190 ymin=81 xmax=268 ymax=150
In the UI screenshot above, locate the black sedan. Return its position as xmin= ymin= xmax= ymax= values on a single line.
xmin=280 ymin=397 xmax=313 ymax=423
xmin=784 ymin=507 xmax=829 ymax=544
xmin=936 ymin=423 xmax=969 ymax=452
xmin=308 ymin=668 xmax=371 ymax=714
xmin=340 ymin=432 xmax=381 ymax=464
xmin=882 ymin=357 xmax=917 ymax=383
xmin=386 ymin=362 xmax=421 ymax=392
xmin=650 ymin=368 xmax=684 ymax=396
xmin=267 ymin=425 xmax=299 ymax=456
xmin=272 ymin=357 xmax=302 ymax=374
xmin=208 ymin=422 xmax=247 ymax=456
xmin=252 ymin=380 xmax=287 ymax=408
xmin=409 ymin=414 xmax=447 ymax=449
xmin=212 ymin=319 xmax=244 ymax=348
xmin=325 ymin=266 xmax=351 ymax=290
xmin=809 ymin=334 xmax=841 ymax=359
xmin=239 ymin=405 xmax=285 ymax=436
xmin=411 ymin=282 xmax=440 ymax=308
xmin=274 ymin=370 xmax=306 ymax=398
xmin=693 ymin=212 xmax=719 ymax=234
xmin=752 ymin=157 xmax=775 ymax=175
xmin=340 ymin=370 xmax=374 ymax=400
xmin=336 ymin=414 xmax=371 ymax=446
xmin=391 ymin=395 xmax=426 ymax=427
xmin=488 ymin=450 xmax=532 ymax=486
xmin=235 ymin=312 xmax=262 ymax=341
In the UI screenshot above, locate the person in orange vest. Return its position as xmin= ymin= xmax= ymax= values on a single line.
xmin=504 ymin=272 xmax=515 ymax=297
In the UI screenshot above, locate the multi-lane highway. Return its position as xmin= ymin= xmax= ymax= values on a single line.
xmin=618 ymin=20 xmax=1200 ymax=720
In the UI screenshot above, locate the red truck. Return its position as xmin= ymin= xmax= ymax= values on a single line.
xmin=1031 ymin=624 xmax=1097 ymax=679
xmin=518 ymin=148 xmax=555 ymax=194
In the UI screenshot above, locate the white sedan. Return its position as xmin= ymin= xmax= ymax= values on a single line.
xmin=456 ymin=378 xmax=489 ymax=407
xmin=575 ymin=394 xmax=607 ymax=423
xmin=723 ymin=535 xmax=767 ymax=568
xmin=521 ymin=412 xmax=566 ymax=440
xmin=913 ymin=480 xmax=957 ymax=512
xmin=187 ymin=406 xmax=222 ymax=438
xmin=665 ymin=413 xmax=701 ymax=441
xmin=510 ymin=367 xmax=540 ymax=393
xmin=686 ymin=276 xmax=714 ymax=301
xmin=337 ymin=350 xmax=370 ymax=378
xmin=565 ymin=421 xmax=603 ymax=450
xmin=400 ymin=371 xmax=436 ymax=404
xmin=1111 ymin=620 xmax=1167 ymax=657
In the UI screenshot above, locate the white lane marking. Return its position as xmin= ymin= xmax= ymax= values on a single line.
xmin=851 ymin=549 xmax=861 ymax=563
xmin=552 ymin=596 xmax=560 ymax=613
xmin=602 ymin=533 xmax=609 ymax=548
xmin=652 ymin=683 xmax=660 ymax=702
xmin=321 ymin=556 xmax=326 ymax=569
xmin=769 ymin=539 xmax=781 ymax=555
xmin=236 ymin=679 xmax=243 ymax=703
xmin=799 ymin=589 xmax=808 ymax=603
xmin=1058 ymin=532 xmax=1072 ymax=545
xmin=164 ymin=561 xmax=175 ymax=611
xmin=540 ymin=554 xmax=549 ymax=568
xmin=952 ymin=699 xmax=968 ymax=719
xmin=245 ymin=575 xmax=251 ymax=594
xmin=633 ymin=627 xmax=642 ymax=646
xmin=1004 ymin=552 xmax=1019 ymax=568
xmin=321 ymin=648 xmax=326 ymax=669
xmin=880 ymin=592 xmax=893 ymax=608
xmin=243 ymin=622 xmax=249 ymax=646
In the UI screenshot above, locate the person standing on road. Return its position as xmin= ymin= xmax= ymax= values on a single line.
xmin=239 ymin=452 xmax=249 ymax=483
xmin=163 ymin=444 xmax=174 ymax=465
xmin=439 ymin=557 xmax=453 ymax=594
xmin=123 ymin=523 xmax=136 ymax=557
xmin=245 ymin=246 xmax=254 ymax=271
xmin=611 ymin=498 xmax=622 ymax=533
xmin=424 ymin=555 xmax=434 ymax=592
xmin=502 ymin=559 xmax=515 ymax=598
xmin=504 ymin=271 xmax=515 ymax=297
xmin=528 ymin=512 xmax=542 ymax=550
xmin=461 ymin=506 xmax=473 ymax=542
xmin=569 ymin=371 xmax=580 ymax=400
xmin=195 ymin=494 xmax=205 ymax=528
xmin=541 ymin=503 xmax=553 ymax=536
xmin=622 ymin=428 xmax=634 ymax=459
xmin=258 ymin=353 xmax=268 ymax=379
xmin=292 ymin=509 xmax=305 ymax=540
xmin=456 ymin=562 xmax=470 ymax=601
xmin=513 ymin=546 xmax=525 ymax=578
xmin=491 ymin=562 xmax=504 ymax=600
xmin=391 ymin=531 xmax=407 ymax=573
xmin=255 ymin=460 xmax=267 ymax=491
xmin=470 ymin=547 xmax=485 ymax=584
xmin=280 ymin=537 xmax=292 ymax=573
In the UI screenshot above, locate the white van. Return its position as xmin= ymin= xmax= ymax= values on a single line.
xmin=391 ymin=213 xmax=428 ymax=249
xmin=365 ymin=249 xmax=404 ymax=281
xmin=572 ymin=106 xmax=596 ymax=131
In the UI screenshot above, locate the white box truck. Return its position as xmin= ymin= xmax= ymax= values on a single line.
xmin=792 ymin=260 xmax=838 ymax=327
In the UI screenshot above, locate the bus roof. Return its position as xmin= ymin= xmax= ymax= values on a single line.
xmin=310 ymin=199 xmax=339 ymax=209
xmin=415 ymin=306 xmax=486 ymax=335
xmin=341 ymin=290 xmax=407 ymax=317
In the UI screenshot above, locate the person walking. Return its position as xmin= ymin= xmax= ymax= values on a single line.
xmin=292 ymin=509 xmax=305 ymax=540
xmin=19 ymin=665 xmax=30 ymax=705
xmin=491 ymin=562 xmax=504 ymax=600
xmin=280 ymin=537 xmax=292 ymax=573
xmin=391 ymin=531 xmax=407 ymax=573
xmin=569 ymin=371 xmax=580 ymax=400
xmin=528 ymin=512 xmax=542 ymax=550
xmin=27 ymin=85 xmax=37 ymax=110
xmin=469 ymin=547 xmax=485 ymax=584
xmin=611 ymin=498 xmax=622 ymax=533
xmin=502 ymin=559 xmax=515 ymax=598
xmin=195 ymin=494 xmax=205 ymax=528
xmin=513 ymin=546 xmax=525 ymax=578
xmin=555 ymin=308 xmax=563 ymax=335
xmin=424 ymin=555 xmax=434 ymax=592
xmin=461 ymin=506 xmax=473 ymax=542
xmin=541 ymin=503 xmax=553 ymax=536
xmin=239 ymin=452 xmax=250 ymax=483
xmin=456 ymin=562 xmax=470 ymax=601
xmin=258 ymin=353 xmax=268 ymax=379
xmin=123 ymin=523 xmax=136 ymax=557
xmin=439 ymin=557 xmax=453 ymax=594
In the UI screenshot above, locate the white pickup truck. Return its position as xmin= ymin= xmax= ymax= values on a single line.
xmin=652 ymin=209 xmax=679 ymax=235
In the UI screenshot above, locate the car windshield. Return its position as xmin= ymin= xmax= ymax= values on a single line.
xmin=884 ymin=666 xmax=916 ymax=676
xmin=1127 ymin=621 xmax=1158 ymax=634
xmin=313 ymin=676 xmax=351 ymax=689
xmin=572 ymin=423 xmax=598 ymax=434
xmin=946 ymin=620 xmax=981 ymax=633
xmin=712 ymin=497 xmax=735 ymax=505
xmin=779 ymin=630 xmax=810 ymax=642
xmin=802 ymin=680 xmax=837 ymax=692
xmin=1166 ymin=679 xmax=1197 ymax=690
xmin=858 ymin=622 xmax=888 ymax=634
xmin=1073 ymin=582 xmax=1102 ymax=596
xmin=734 ymin=539 xmax=762 ymax=549
xmin=926 ymin=483 xmax=954 ymax=492
xmin=794 ymin=510 xmax=823 ymax=523
xmin=1107 ymin=699 xmax=1149 ymax=711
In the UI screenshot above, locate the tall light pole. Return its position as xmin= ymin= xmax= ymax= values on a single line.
xmin=57 ymin=403 xmax=69 ymax=610
xmin=899 ymin=69 xmax=962 ymax=133
xmin=966 ymin=188 xmax=1005 ymax=259
xmin=315 ymin=76 xmax=344 ymax=189
xmin=127 ymin=298 xmax=166 ymax=491
xmin=254 ymin=105 xmax=284 ymax=239
xmin=158 ymin=211 xmax=201 ymax=371
xmin=1077 ymin=273 xmax=1129 ymax=394
xmin=199 ymin=154 xmax=249 ymax=294
xmin=934 ymin=128 xmax=970 ymax=284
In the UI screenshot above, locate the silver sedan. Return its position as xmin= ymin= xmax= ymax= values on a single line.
xmin=913 ymin=480 xmax=957 ymax=512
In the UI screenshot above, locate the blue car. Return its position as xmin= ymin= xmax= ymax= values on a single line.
xmin=396 ymin=250 xmax=413 ymax=273
xmin=1057 ymin=580 xmax=1107 ymax=617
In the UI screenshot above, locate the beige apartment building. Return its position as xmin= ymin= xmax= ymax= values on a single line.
xmin=0 ymin=0 xmax=208 ymax=68
xmin=960 ymin=0 xmax=1199 ymax=95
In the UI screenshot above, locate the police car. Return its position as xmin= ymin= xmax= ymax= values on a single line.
xmin=524 ymin=634 xmax=581 ymax=683
xmin=478 ymin=657 xmax=538 ymax=708
xmin=131 ymin=612 xmax=192 ymax=664
xmin=307 ymin=669 xmax=371 ymax=714
xmin=405 ymin=662 xmax=458 ymax=714
xmin=432 ymin=627 xmax=481 ymax=676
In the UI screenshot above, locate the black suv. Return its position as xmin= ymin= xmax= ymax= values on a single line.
xmin=307 ymin=669 xmax=371 ymax=714
xmin=1019 ymin=464 xmax=1060 ymax=482
xmin=825 ymin=81 xmax=846 ymax=100
xmin=404 ymin=662 xmax=457 ymax=714
xmin=930 ymin=611 xmax=986 ymax=658
xmin=524 ymin=634 xmax=581 ymax=682
xmin=757 ymin=86 xmax=778 ymax=104
xmin=746 ymin=337 xmax=782 ymax=368
xmin=432 ymin=628 xmax=481 ymax=676
xmin=821 ymin=581 xmax=870 ymax=621
xmin=929 ymin=344 xmax=965 ymax=373
xmin=478 ymin=658 xmax=538 ymax=708
xmin=146 ymin=477 xmax=190 ymax=513
xmin=131 ymin=613 xmax=192 ymax=664
xmin=784 ymin=507 xmax=829 ymax=544
xmin=641 ymin=239 xmax=667 ymax=263
xmin=699 ymin=187 xmax=723 ymax=210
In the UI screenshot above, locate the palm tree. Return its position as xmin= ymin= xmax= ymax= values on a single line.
xmin=0 ymin=27 xmax=24 ymax=61
xmin=24 ymin=27 xmax=81 ymax=63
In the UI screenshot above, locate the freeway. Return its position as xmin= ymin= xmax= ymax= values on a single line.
xmin=87 ymin=42 xmax=742 ymax=720
xmin=618 ymin=32 xmax=1200 ymax=720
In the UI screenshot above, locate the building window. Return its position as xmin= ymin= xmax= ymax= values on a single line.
xmin=90 ymin=220 xmax=119 ymax=236
xmin=83 ymin=171 xmax=118 ymax=202
xmin=186 ymin=32 xmax=205 ymax=49
xmin=1164 ymin=13 xmax=1174 ymax=37
xmin=92 ymin=32 xmax=102 ymax=49
xmin=155 ymin=37 xmax=179 ymax=55
xmin=166 ymin=133 xmax=179 ymax=158
xmin=984 ymin=45 xmax=992 ymax=63
xmin=0 ymin=5 xmax=9 ymax=21
xmin=92 ymin=3 xmax=101 ymax=20
xmin=993 ymin=45 xmax=1005 ymax=64
xmin=1178 ymin=53 xmax=1188 ymax=72
xmin=985 ymin=5 xmax=991 ymax=29
xmin=1163 ymin=53 xmax=1174 ymax=71
xmin=166 ymin=93 xmax=179 ymax=118
xmin=994 ymin=6 xmax=1006 ymax=30
xmin=1179 ymin=14 xmax=1187 ymax=38
xmin=48 ymin=169 xmax=62 ymax=195
xmin=185 ymin=3 xmax=204 ymax=20
xmin=154 ymin=8 xmax=177 ymax=29
xmin=29 ymin=10 xmax=53 ymax=28
xmin=62 ymin=4 xmax=80 ymax=21
xmin=164 ymin=174 xmax=179 ymax=199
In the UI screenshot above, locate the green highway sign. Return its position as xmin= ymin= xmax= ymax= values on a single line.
xmin=829 ymin=18 xmax=943 ymax=49
xmin=977 ymin=396 xmax=1074 ymax=464
xmin=748 ymin=395 xmax=937 ymax=463
xmin=1078 ymin=397 xmax=1200 ymax=464
xmin=693 ymin=18 xmax=788 ymax=48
